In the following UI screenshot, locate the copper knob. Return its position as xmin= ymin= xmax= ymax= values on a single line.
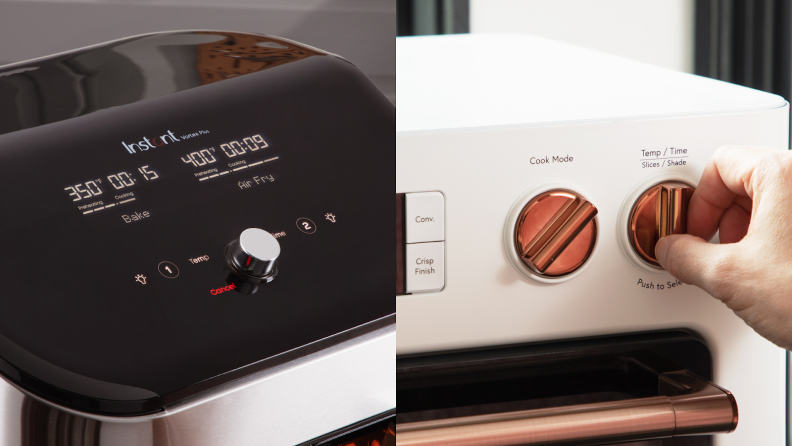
xmin=628 ymin=182 xmax=694 ymax=267
xmin=514 ymin=190 xmax=598 ymax=277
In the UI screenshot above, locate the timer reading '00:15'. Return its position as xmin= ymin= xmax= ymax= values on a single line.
xmin=181 ymin=134 xmax=268 ymax=167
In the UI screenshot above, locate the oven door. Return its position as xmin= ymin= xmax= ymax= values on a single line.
xmin=396 ymin=330 xmax=737 ymax=446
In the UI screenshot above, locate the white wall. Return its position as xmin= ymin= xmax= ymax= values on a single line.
xmin=471 ymin=0 xmax=694 ymax=73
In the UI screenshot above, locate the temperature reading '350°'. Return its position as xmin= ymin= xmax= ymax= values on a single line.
xmin=64 ymin=180 xmax=103 ymax=201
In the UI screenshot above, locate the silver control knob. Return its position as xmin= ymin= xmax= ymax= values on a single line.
xmin=226 ymin=228 xmax=280 ymax=282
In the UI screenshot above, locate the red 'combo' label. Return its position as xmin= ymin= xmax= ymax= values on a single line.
xmin=211 ymin=283 xmax=236 ymax=295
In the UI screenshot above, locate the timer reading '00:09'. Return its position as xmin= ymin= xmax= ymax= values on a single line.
xmin=181 ymin=134 xmax=268 ymax=167
xmin=64 ymin=166 xmax=159 ymax=201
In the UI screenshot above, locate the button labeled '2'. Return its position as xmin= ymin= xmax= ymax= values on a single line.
xmin=296 ymin=217 xmax=316 ymax=234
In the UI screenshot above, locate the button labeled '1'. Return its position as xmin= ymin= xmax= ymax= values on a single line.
xmin=158 ymin=261 xmax=179 ymax=278
xmin=406 ymin=242 xmax=445 ymax=293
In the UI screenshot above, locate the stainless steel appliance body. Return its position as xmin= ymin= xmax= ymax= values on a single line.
xmin=0 ymin=31 xmax=395 ymax=445
xmin=0 ymin=321 xmax=394 ymax=446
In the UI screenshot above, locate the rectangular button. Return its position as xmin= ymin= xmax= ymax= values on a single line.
xmin=405 ymin=242 xmax=445 ymax=293
xmin=405 ymin=191 xmax=444 ymax=243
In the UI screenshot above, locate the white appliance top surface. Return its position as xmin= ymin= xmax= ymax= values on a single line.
xmin=396 ymin=34 xmax=787 ymax=134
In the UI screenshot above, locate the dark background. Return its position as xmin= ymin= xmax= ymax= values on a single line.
xmin=0 ymin=0 xmax=395 ymax=103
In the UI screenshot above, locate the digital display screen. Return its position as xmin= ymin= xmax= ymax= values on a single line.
xmin=62 ymin=132 xmax=280 ymax=217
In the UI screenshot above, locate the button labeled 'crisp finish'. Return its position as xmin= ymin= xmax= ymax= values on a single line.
xmin=406 ymin=242 xmax=445 ymax=293
xmin=405 ymin=191 xmax=444 ymax=243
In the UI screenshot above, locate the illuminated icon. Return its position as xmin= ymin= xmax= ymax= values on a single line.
xmin=296 ymin=217 xmax=317 ymax=234
xmin=158 ymin=261 xmax=180 ymax=278
xmin=135 ymin=274 xmax=147 ymax=285
xmin=325 ymin=213 xmax=336 ymax=223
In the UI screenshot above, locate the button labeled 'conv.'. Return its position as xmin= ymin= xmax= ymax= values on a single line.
xmin=405 ymin=192 xmax=444 ymax=243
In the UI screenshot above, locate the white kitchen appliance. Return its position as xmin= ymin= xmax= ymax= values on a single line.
xmin=396 ymin=34 xmax=788 ymax=445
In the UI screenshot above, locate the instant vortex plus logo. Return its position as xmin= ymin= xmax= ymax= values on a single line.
xmin=122 ymin=130 xmax=180 ymax=154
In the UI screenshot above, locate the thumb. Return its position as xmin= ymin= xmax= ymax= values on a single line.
xmin=655 ymin=234 xmax=736 ymax=298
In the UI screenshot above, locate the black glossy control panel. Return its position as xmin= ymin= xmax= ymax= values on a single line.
xmin=0 ymin=31 xmax=394 ymax=415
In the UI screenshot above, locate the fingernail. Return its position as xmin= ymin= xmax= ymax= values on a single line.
xmin=655 ymin=237 xmax=670 ymax=266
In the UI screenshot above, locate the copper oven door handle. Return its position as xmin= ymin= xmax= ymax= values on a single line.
xmin=396 ymin=372 xmax=737 ymax=446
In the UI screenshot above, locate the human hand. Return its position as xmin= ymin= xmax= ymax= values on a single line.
xmin=655 ymin=145 xmax=792 ymax=349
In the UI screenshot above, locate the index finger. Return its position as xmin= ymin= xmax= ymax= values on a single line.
xmin=686 ymin=145 xmax=774 ymax=240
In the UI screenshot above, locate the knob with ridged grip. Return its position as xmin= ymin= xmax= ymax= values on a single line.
xmin=628 ymin=182 xmax=695 ymax=267
xmin=514 ymin=190 xmax=598 ymax=277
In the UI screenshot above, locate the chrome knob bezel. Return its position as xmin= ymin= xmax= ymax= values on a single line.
xmin=226 ymin=228 xmax=280 ymax=283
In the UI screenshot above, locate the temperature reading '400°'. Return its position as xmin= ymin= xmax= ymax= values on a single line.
xmin=182 ymin=148 xmax=217 ymax=167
